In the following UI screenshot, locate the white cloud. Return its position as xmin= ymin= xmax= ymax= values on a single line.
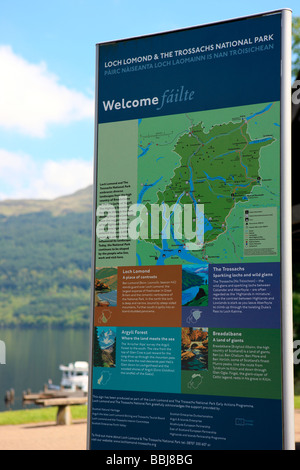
xmin=0 ymin=149 xmax=36 ymax=199
xmin=0 ymin=45 xmax=94 ymax=137
xmin=32 ymin=159 xmax=93 ymax=199
xmin=0 ymin=149 xmax=93 ymax=200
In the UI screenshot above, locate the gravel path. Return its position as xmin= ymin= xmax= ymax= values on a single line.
xmin=0 ymin=419 xmax=87 ymax=450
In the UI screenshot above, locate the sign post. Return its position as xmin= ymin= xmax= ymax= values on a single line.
xmin=87 ymin=9 xmax=294 ymax=450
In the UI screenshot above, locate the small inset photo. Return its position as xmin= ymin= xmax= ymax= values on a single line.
xmin=94 ymin=327 xmax=117 ymax=368
xmin=182 ymin=264 xmax=208 ymax=306
xmin=95 ymin=267 xmax=118 ymax=307
xmin=181 ymin=327 xmax=208 ymax=371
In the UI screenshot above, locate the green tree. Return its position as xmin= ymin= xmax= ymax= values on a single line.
xmin=292 ymin=16 xmax=300 ymax=79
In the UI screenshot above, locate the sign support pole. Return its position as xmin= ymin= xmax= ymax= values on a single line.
xmin=281 ymin=8 xmax=294 ymax=450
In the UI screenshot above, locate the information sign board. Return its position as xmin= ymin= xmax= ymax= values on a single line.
xmin=87 ymin=9 xmax=294 ymax=450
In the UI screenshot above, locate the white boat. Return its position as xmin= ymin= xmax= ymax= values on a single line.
xmin=59 ymin=361 xmax=89 ymax=393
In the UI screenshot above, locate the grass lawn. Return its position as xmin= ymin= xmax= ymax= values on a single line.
xmin=0 ymin=405 xmax=87 ymax=426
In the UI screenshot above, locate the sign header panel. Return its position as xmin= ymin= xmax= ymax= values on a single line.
xmin=88 ymin=10 xmax=293 ymax=451
xmin=98 ymin=13 xmax=281 ymax=123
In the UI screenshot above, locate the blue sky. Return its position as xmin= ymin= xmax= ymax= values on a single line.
xmin=0 ymin=0 xmax=299 ymax=200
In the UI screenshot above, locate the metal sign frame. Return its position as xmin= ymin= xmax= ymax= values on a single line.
xmin=87 ymin=9 xmax=294 ymax=450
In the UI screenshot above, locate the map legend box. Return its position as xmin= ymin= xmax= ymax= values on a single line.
xmin=244 ymin=207 xmax=278 ymax=257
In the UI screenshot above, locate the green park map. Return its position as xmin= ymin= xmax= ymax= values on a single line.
xmin=137 ymin=101 xmax=280 ymax=266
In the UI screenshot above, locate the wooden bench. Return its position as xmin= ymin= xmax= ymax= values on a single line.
xmin=35 ymin=396 xmax=88 ymax=425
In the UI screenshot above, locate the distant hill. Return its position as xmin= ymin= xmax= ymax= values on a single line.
xmin=0 ymin=185 xmax=93 ymax=217
xmin=0 ymin=186 xmax=94 ymax=328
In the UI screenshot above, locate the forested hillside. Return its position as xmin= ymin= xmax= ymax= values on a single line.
xmin=0 ymin=187 xmax=93 ymax=328
xmin=0 ymin=184 xmax=299 ymax=332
